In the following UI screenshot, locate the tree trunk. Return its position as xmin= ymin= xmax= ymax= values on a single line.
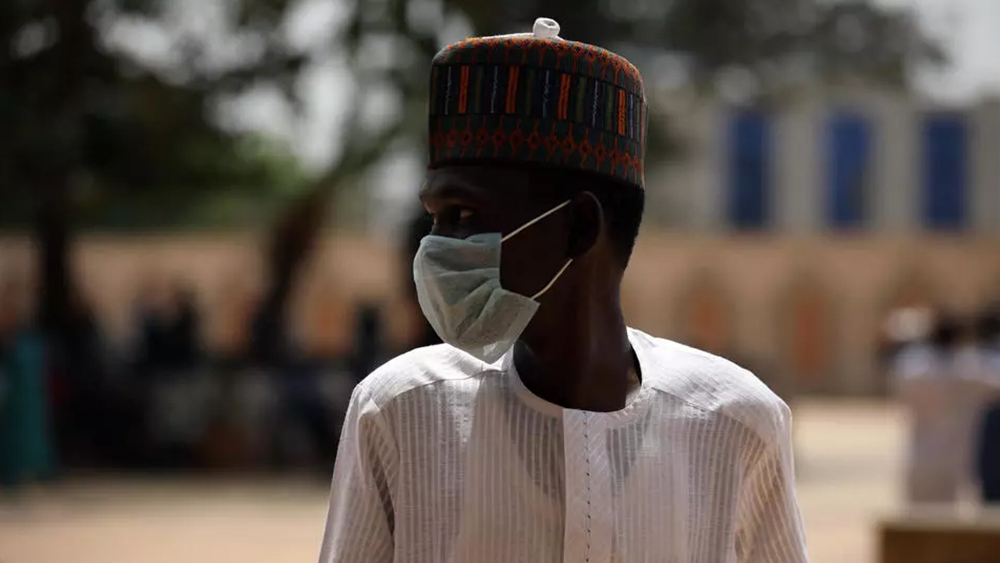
xmin=36 ymin=184 xmax=73 ymax=344
xmin=35 ymin=0 xmax=90 ymax=346
xmin=250 ymin=189 xmax=329 ymax=366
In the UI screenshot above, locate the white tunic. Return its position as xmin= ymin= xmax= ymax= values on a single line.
xmin=891 ymin=345 xmax=981 ymax=503
xmin=319 ymin=328 xmax=808 ymax=563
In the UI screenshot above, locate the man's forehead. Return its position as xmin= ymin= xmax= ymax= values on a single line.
xmin=422 ymin=165 xmax=530 ymax=202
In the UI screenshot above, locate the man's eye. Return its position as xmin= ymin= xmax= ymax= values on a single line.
xmin=426 ymin=206 xmax=476 ymax=229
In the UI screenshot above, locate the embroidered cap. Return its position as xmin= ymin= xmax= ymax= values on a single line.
xmin=428 ymin=18 xmax=648 ymax=189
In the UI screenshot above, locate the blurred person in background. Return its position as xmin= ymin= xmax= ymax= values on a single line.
xmin=63 ymin=291 xmax=114 ymax=466
xmin=246 ymin=190 xmax=337 ymax=471
xmin=347 ymin=302 xmax=386 ymax=385
xmin=132 ymin=279 xmax=171 ymax=378
xmin=881 ymin=306 xmax=934 ymax=373
xmin=162 ymin=282 xmax=203 ymax=374
xmin=137 ymin=281 xmax=207 ymax=469
xmin=879 ymin=309 xmax=914 ymax=380
xmin=133 ymin=280 xmax=203 ymax=377
xmin=951 ymin=303 xmax=1000 ymax=501
xmin=248 ymin=291 xmax=337 ymax=471
xmin=974 ymin=304 xmax=1000 ymax=503
xmin=127 ymin=280 xmax=175 ymax=467
xmin=890 ymin=309 xmax=969 ymax=505
xmin=0 ymin=276 xmax=54 ymax=492
xmin=320 ymin=19 xmax=807 ymax=563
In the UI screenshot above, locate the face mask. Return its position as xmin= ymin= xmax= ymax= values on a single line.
xmin=413 ymin=201 xmax=572 ymax=364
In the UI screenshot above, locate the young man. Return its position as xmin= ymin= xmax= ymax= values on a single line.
xmin=973 ymin=306 xmax=1000 ymax=502
xmin=320 ymin=18 xmax=808 ymax=563
xmin=891 ymin=312 xmax=968 ymax=504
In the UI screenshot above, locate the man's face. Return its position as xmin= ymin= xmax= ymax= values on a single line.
xmin=420 ymin=164 xmax=574 ymax=302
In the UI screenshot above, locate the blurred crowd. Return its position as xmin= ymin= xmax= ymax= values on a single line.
xmin=0 ymin=210 xmax=441 ymax=492
xmin=4 ymin=207 xmax=1000 ymax=504
xmin=0 ymin=278 xmax=391 ymax=490
xmin=884 ymin=304 xmax=1000 ymax=505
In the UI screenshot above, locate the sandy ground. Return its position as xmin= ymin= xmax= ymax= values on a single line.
xmin=0 ymin=400 xmax=906 ymax=563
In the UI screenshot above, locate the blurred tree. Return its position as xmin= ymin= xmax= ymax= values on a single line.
xmin=0 ymin=0 xmax=317 ymax=365
xmin=0 ymin=135 xmax=309 ymax=231
xmin=341 ymin=0 xmax=944 ymax=354
xmin=0 ymin=0 xmax=944 ymax=357
xmin=0 ymin=0 xmax=423 ymax=361
xmin=341 ymin=0 xmax=945 ymax=160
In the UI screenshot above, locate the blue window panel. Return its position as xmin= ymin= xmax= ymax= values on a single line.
xmin=727 ymin=110 xmax=772 ymax=230
xmin=922 ymin=112 xmax=969 ymax=231
xmin=826 ymin=111 xmax=872 ymax=230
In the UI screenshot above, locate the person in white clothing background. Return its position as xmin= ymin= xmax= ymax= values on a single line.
xmin=319 ymin=18 xmax=808 ymax=563
xmin=890 ymin=310 xmax=981 ymax=505
xmin=973 ymin=305 xmax=1000 ymax=502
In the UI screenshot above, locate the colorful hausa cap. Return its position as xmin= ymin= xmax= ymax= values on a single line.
xmin=428 ymin=18 xmax=648 ymax=189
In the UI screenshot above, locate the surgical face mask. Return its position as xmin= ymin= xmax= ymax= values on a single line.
xmin=413 ymin=201 xmax=572 ymax=364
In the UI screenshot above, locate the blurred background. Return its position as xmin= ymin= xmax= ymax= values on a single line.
xmin=2 ymin=0 xmax=1000 ymax=562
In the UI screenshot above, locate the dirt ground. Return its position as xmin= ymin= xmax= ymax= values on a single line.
xmin=0 ymin=400 xmax=906 ymax=563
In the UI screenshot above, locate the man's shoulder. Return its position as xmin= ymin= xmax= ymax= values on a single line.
xmin=631 ymin=329 xmax=791 ymax=443
xmin=354 ymin=344 xmax=492 ymax=409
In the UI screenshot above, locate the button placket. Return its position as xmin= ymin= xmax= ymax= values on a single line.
xmin=562 ymin=411 xmax=613 ymax=563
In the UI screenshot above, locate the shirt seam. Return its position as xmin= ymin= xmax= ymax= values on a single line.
xmin=646 ymin=385 xmax=783 ymax=449
xmin=636 ymin=332 xmax=787 ymax=446
xmin=734 ymin=436 xmax=786 ymax=556
xmin=361 ymin=363 xmax=501 ymax=417
xmin=352 ymin=384 xmax=400 ymax=538
xmin=356 ymin=383 xmax=402 ymax=455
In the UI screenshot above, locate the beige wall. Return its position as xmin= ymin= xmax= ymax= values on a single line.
xmin=625 ymin=232 xmax=1000 ymax=395
xmin=2 ymin=232 xmax=999 ymax=396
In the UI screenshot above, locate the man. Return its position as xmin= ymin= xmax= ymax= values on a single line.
xmin=973 ymin=305 xmax=1000 ymax=502
xmin=320 ymin=18 xmax=808 ymax=563
xmin=890 ymin=311 xmax=970 ymax=504
xmin=0 ymin=278 xmax=53 ymax=490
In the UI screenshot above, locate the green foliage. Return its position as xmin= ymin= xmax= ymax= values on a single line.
xmin=0 ymin=0 xmax=946 ymax=230
xmin=0 ymin=0 xmax=309 ymax=230
xmin=342 ymin=0 xmax=946 ymax=168
xmin=74 ymin=134 xmax=310 ymax=231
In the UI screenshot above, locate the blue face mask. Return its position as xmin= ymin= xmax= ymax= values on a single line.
xmin=413 ymin=201 xmax=573 ymax=364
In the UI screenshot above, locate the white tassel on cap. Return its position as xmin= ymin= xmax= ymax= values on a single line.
xmin=532 ymin=18 xmax=561 ymax=39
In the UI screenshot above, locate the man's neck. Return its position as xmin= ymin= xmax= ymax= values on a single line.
xmin=513 ymin=296 xmax=635 ymax=412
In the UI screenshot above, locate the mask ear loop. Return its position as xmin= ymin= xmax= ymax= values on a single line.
xmin=499 ymin=199 xmax=574 ymax=300
xmin=501 ymin=200 xmax=571 ymax=243
xmin=532 ymin=259 xmax=573 ymax=300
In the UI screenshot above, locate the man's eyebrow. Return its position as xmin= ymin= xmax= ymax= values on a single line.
xmin=419 ymin=182 xmax=486 ymax=204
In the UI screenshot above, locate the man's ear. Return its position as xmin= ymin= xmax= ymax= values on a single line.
xmin=566 ymin=191 xmax=602 ymax=259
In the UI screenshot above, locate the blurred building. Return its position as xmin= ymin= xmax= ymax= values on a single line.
xmin=630 ymin=87 xmax=1000 ymax=396
xmin=1 ymin=89 xmax=998 ymax=398
xmin=647 ymin=88 xmax=1000 ymax=233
